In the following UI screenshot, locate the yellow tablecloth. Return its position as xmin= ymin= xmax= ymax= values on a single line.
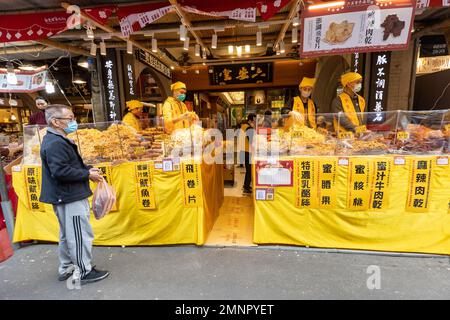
xmin=12 ymin=162 xmax=223 ymax=246
xmin=253 ymin=155 xmax=450 ymax=255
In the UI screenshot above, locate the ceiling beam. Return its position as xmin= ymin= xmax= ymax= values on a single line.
xmin=168 ymin=0 xmax=210 ymax=56
xmin=413 ymin=18 xmax=450 ymax=39
xmin=35 ymin=38 xmax=93 ymax=56
xmin=60 ymin=1 xmax=178 ymax=67
xmin=273 ymin=0 xmax=300 ymax=50
xmin=51 ymin=11 xmax=291 ymax=40
xmin=0 ymin=45 xmax=50 ymax=55
xmin=73 ymin=33 xmax=281 ymax=49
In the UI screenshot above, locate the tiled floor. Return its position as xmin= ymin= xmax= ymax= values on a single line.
xmin=205 ymin=166 xmax=256 ymax=247
xmin=224 ymin=165 xmax=249 ymax=198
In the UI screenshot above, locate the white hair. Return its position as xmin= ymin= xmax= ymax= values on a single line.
xmin=45 ymin=104 xmax=72 ymax=126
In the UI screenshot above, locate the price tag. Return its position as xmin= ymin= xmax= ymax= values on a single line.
xmin=338 ymin=157 xmax=349 ymax=166
xmin=134 ymin=147 xmax=146 ymax=156
xmin=172 ymin=157 xmax=180 ymax=171
xmin=437 ymin=156 xmax=449 ymax=166
xmin=162 ymin=159 xmax=173 ymax=172
xmin=255 ymin=188 xmax=274 ymax=201
xmin=396 ymin=131 xmax=410 ymax=140
xmin=394 ymin=157 xmax=406 ymax=165
xmin=338 ymin=131 xmax=354 ymax=140
xmin=445 ymin=124 xmax=450 ymax=131
xmin=292 ymin=131 xmax=304 ymax=139
xmin=355 ymin=125 xmax=367 ymax=134
xmin=255 ymin=189 xmax=266 ymax=201
xmin=154 ymin=161 xmax=163 ymax=170
xmin=266 ymin=188 xmax=274 ymax=201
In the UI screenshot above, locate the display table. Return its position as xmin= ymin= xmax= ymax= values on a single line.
xmin=253 ymin=155 xmax=450 ymax=255
xmin=12 ymin=161 xmax=223 ymax=246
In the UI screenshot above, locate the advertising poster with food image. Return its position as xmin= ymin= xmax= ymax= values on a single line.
xmin=300 ymin=0 xmax=415 ymax=57
xmin=0 ymin=69 xmax=47 ymax=93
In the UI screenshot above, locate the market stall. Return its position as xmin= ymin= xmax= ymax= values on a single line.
xmin=12 ymin=119 xmax=223 ymax=246
xmin=252 ymin=110 xmax=450 ymax=255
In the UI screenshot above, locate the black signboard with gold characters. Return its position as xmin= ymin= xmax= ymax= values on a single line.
xmin=209 ymin=63 xmax=273 ymax=85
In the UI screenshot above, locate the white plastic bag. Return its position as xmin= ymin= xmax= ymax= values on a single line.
xmin=92 ymin=180 xmax=116 ymax=220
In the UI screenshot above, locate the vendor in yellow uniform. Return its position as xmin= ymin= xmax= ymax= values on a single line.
xmin=332 ymin=72 xmax=367 ymax=133
xmin=290 ymin=77 xmax=317 ymax=129
xmin=123 ymin=100 xmax=145 ymax=131
xmin=162 ymin=81 xmax=199 ymax=134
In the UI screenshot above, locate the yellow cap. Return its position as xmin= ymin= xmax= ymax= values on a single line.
xmin=170 ymin=81 xmax=187 ymax=91
xmin=126 ymin=100 xmax=143 ymax=110
xmin=341 ymin=72 xmax=362 ymax=87
xmin=299 ymin=77 xmax=316 ymax=88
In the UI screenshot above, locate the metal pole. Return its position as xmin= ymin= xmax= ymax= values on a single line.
xmin=0 ymin=165 xmax=19 ymax=250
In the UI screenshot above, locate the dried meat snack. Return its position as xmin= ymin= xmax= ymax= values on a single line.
xmin=381 ymin=14 xmax=405 ymax=40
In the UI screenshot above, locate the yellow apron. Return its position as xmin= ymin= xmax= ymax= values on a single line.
xmin=333 ymin=92 xmax=366 ymax=133
xmin=293 ymin=96 xmax=317 ymax=129
xmin=162 ymin=97 xmax=189 ymax=134
xmin=122 ymin=112 xmax=141 ymax=131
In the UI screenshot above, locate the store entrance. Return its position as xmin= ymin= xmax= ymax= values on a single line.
xmin=200 ymin=88 xmax=293 ymax=247
xmin=205 ymin=167 xmax=256 ymax=247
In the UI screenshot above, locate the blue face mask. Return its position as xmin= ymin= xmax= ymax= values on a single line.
xmin=177 ymin=94 xmax=186 ymax=102
xmin=64 ymin=120 xmax=78 ymax=134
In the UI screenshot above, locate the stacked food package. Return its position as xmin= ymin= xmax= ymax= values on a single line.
xmin=67 ymin=123 xmax=168 ymax=163
xmin=165 ymin=124 xmax=204 ymax=157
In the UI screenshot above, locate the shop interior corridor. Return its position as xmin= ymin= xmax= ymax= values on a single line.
xmin=204 ymin=166 xmax=256 ymax=247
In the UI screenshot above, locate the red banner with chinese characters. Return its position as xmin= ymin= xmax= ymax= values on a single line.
xmin=416 ymin=0 xmax=450 ymax=8
xmin=179 ymin=0 xmax=290 ymax=22
xmin=300 ymin=0 xmax=416 ymax=58
xmin=0 ymin=6 xmax=115 ymax=43
xmin=117 ymin=2 xmax=173 ymax=37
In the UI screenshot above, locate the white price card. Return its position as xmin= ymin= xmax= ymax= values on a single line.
xmin=172 ymin=158 xmax=180 ymax=171
xmin=162 ymin=159 xmax=173 ymax=172
xmin=394 ymin=157 xmax=406 ymax=165
xmin=338 ymin=158 xmax=349 ymax=166
xmin=436 ymin=157 xmax=449 ymax=166
xmin=255 ymin=189 xmax=267 ymax=201
xmin=266 ymin=189 xmax=274 ymax=201
xmin=154 ymin=162 xmax=163 ymax=170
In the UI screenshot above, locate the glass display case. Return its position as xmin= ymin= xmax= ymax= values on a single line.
xmin=254 ymin=112 xmax=337 ymax=157
xmin=393 ymin=110 xmax=447 ymax=155
xmin=68 ymin=121 xmax=165 ymax=163
xmin=336 ymin=111 xmax=398 ymax=155
xmin=443 ymin=110 xmax=450 ymax=154
xmin=22 ymin=117 xmax=203 ymax=165
xmin=254 ymin=109 xmax=449 ymax=157
xmin=22 ymin=125 xmax=47 ymax=165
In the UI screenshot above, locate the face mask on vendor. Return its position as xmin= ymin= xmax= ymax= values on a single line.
xmin=300 ymin=88 xmax=312 ymax=99
xmin=174 ymin=88 xmax=187 ymax=102
xmin=353 ymin=83 xmax=362 ymax=93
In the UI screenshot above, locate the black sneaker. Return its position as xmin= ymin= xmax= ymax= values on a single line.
xmin=81 ymin=268 xmax=109 ymax=284
xmin=58 ymin=271 xmax=73 ymax=281
xmin=243 ymin=188 xmax=252 ymax=194
xmin=58 ymin=264 xmax=96 ymax=281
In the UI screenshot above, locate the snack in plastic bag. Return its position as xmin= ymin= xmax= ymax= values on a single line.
xmin=92 ymin=180 xmax=116 ymax=220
